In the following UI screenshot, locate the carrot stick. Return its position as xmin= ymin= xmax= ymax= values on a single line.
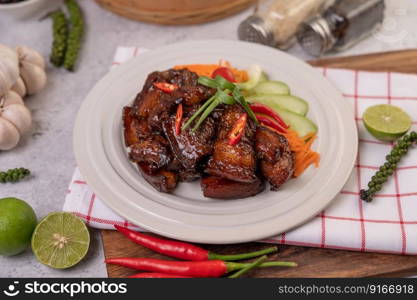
xmin=173 ymin=62 xmax=248 ymax=83
xmin=283 ymin=129 xmax=320 ymax=177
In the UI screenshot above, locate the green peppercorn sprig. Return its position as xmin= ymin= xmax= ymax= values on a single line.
xmin=0 ymin=168 xmax=31 ymax=184
xmin=49 ymin=9 xmax=69 ymax=67
xmin=360 ymin=131 xmax=417 ymax=202
xmin=63 ymin=0 xmax=84 ymax=71
xmin=46 ymin=0 xmax=84 ymax=71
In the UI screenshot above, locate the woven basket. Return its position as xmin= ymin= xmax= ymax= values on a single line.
xmin=94 ymin=0 xmax=257 ymax=25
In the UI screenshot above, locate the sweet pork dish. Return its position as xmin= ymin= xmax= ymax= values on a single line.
xmin=123 ymin=64 xmax=319 ymax=199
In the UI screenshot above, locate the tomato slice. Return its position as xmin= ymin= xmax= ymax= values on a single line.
xmin=211 ymin=67 xmax=236 ymax=83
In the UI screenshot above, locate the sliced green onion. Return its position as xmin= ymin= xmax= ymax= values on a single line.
xmin=198 ymin=76 xmax=218 ymax=89
xmin=182 ymin=95 xmax=216 ymax=131
xmin=192 ymin=98 xmax=220 ymax=132
xmin=233 ymin=88 xmax=258 ymax=124
xmin=217 ymin=89 xmax=235 ymax=105
xmin=213 ymin=75 xmax=235 ymax=91
xmin=187 ymin=74 xmax=259 ymax=134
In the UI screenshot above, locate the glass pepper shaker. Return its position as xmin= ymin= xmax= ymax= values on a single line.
xmin=238 ymin=0 xmax=335 ymax=50
xmin=297 ymin=0 xmax=386 ymax=57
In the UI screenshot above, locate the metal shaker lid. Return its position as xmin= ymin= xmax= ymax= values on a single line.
xmin=297 ymin=16 xmax=335 ymax=57
xmin=238 ymin=16 xmax=275 ymax=47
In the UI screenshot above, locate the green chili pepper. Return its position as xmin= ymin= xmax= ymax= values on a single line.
xmin=49 ymin=9 xmax=68 ymax=67
xmin=63 ymin=0 xmax=84 ymax=71
xmin=0 ymin=168 xmax=31 ymax=183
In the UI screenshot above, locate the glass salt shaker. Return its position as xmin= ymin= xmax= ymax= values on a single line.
xmin=297 ymin=0 xmax=386 ymax=57
xmin=238 ymin=0 xmax=334 ymax=49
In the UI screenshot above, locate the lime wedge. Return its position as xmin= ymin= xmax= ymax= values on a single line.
xmin=363 ymin=104 xmax=411 ymax=141
xmin=31 ymin=212 xmax=90 ymax=269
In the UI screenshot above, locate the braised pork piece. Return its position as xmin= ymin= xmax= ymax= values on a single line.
xmin=122 ymin=68 xmax=295 ymax=198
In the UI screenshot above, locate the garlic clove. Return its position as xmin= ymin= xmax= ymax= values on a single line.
xmin=16 ymin=46 xmax=46 ymax=70
xmin=1 ymin=91 xmax=24 ymax=107
xmin=11 ymin=76 xmax=26 ymax=98
xmin=1 ymin=103 xmax=32 ymax=135
xmin=0 ymin=57 xmax=20 ymax=95
xmin=0 ymin=117 xmax=20 ymax=151
xmin=20 ymin=61 xmax=47 ymax=95
xmin=0 ymin=71 xmax=11 ymax=98
xmin=0 ymin=44 xmax=19 ymax=65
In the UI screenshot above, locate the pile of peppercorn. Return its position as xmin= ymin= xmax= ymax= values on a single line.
xmin=0 ymin=168 xmax=30 ymax=183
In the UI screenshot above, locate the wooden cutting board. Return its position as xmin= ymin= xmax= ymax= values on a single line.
xmin=102 ymin=49 xmax=417 ymax=278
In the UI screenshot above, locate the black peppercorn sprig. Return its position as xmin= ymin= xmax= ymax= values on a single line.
xmin=0 ymin=168 xmax=31 ymax=183
xmin=360 ymin=131 xmax=417 ymax=202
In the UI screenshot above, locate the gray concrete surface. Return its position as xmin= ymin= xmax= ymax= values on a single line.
xmin=1 ymin=0 xmax=416 ymax=278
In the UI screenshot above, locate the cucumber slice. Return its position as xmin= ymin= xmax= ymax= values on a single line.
xmin=274 ymin=108 xmax=317 ymax=137
xmin=252 ymin=81 xmax=290 ymax=95
xmin=259 ymin=72 xmax=269 ymax=83
xmin=237 ymin=65 xmax=263 ymax=91
xmin=246 ymin=94 xmax=309 ymax=116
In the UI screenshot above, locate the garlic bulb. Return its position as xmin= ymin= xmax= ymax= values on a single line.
xmin=16 ymin=46 xmax=46 ymax=70
xmin=0 ymin=91 xmax=32 ymax=150
xmin=0 ymin=44 xmax=19 ymax=97
xmin=1 ymin=103 xmax=32 ymax=135
xmin=11 ymin=76 xmax=26 ymax=98
xmin=0 ymin=44 xmax=18 ymax=65
xmin=20 ymin=60 xmax=47 ymax=95
xmin=0 ymin=118 xmax=20 ymax=151
xmin=3 ymin=90 xmax=24 ymax=107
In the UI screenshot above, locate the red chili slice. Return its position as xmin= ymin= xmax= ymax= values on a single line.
xmin=211 ymin=67 xmax=236 ymax=82
xmin=256 ymin=114 xmax=287 ymax=134
xmin=175 ymin=104 xmax=183 ymax=135
xmin=249 ymin=103 xmax=289 ymax=129
xmin=153 ymin=82 xmax=179 ymax=93
xmin=228 ymin=113 xmax=247 ymax=146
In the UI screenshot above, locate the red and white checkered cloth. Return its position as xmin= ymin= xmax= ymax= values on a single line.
xmin=64 ymin=46 xmax=417 ymax=255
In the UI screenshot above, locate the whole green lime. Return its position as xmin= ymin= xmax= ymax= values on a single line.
xmin=0 ymin=198 xmax=37 ymax=256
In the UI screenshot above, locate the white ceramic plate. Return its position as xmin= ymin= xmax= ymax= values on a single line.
xmin=73 ymin=40 xmax=357 ymax=244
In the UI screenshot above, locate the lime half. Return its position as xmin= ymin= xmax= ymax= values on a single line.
xmin=31 ymin=212 xmax=90 ymax=269
xmin=363 ymin=104 xmax=411 ymax=141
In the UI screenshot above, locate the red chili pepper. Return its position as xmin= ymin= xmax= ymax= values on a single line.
xmin=105 ymin=257 xmax=296 ymax=278
xmin=256 ymin=114 xmax=287 ymax=134
xmin=128 ymin=273 xmax=192 ymax=278
xmin=211 ymin=67 xmax=236 ymax=82
xmin=114 ymin=225 xmax=277 ymax=261
xmin=249 ymin=103 xmax=289 ymax=129
xmin=153 ymin=82 xmax=179 ymax=93
xmin=228 ymin=113 xmax=247 ymax=146
xmin=175 ymin=104 xmax=183 ymax=135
